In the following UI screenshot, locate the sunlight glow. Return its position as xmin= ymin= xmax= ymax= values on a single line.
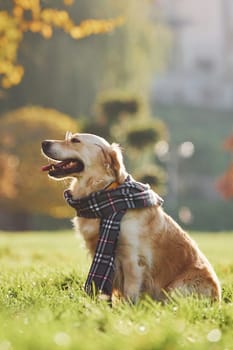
xmin=207 ymin=329 xmax=222 ymax=343
xmin=0 ymin=341 xmax=12 ymax=350
xmin=154 ymin=140 xmax=169 ymax=158
xmin=179 ymin=206 xmax=193 ymax=224
xmin=54 ymin=332 xmax=71 ymax=346
xmin=178 ymin=141 xmax=195 ymax=158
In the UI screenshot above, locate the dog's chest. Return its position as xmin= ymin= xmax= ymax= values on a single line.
xmin=73 ymin=209 xmax=145 ymax=251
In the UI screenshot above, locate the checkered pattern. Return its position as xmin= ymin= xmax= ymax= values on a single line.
xmin=64 ymin=175 xmax=163 ymax=298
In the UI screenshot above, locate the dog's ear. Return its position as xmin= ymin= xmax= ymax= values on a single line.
xmin=108 ymin=143 xmax=127 ymax=184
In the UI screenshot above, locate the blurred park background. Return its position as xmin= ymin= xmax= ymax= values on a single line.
xmin=0 ymin=0 xmax=233 ymax=232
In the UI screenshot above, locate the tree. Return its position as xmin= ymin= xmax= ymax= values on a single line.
xmin=84 ymin=92 xmax=167 ymax=192
xmin=0 ymin=106 xmax=79 ymax=230
xmin=0 ymin=0 xmax=124 ymax=88
xmin=0 ymin=0 xmax=169 ymax=118
xmin=217 ymin=133 xmax=233 ymax=198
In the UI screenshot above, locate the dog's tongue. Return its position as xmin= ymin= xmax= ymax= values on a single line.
xmin=41 ymin=160 xmax=70 ymax=172
xmin=41 ymin=164 xmax=53 ymax=171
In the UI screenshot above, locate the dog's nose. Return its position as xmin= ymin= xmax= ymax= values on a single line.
xmin=41 ymin=140 xmax=51 ymax=152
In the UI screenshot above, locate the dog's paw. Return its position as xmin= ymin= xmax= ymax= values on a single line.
xmin=123 ymin=287 xmax=140 ymax=304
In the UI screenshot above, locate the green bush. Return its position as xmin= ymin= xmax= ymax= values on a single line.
xmin=0 ymin=106 xmax=79 ymax=220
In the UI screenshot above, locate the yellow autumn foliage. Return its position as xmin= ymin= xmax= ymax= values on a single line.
xmin=0 ymin=0 xmax=124 ymax=88
xmin=0 ymin=106 xmax=79 ymax=218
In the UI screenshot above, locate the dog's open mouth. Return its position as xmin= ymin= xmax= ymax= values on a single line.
xmin=41 ymin=159 xmax=84 ymax=177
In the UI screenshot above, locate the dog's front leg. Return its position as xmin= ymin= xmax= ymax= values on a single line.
xmin=121 ymin=258 xmax=143 ymax=303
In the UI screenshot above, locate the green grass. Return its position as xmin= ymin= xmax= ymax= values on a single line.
xmin=0 ymin=231 xmax=233 ymax=350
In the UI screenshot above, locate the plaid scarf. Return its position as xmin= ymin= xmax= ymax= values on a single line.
xmin=64 ymin=175 xmax=163 ymax=298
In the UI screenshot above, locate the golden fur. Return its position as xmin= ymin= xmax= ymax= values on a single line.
xmin=42 ymin=133 xmax=221 ymax=302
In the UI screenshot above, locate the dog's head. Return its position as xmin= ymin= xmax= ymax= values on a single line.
xmin=41 ymin=132 xmax=127 ymax=189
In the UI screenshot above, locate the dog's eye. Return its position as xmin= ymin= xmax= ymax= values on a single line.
xmin=71 ymin=137 xmax=80 ymax=143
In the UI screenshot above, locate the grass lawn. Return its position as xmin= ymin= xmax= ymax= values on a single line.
xmin=0 ymin=231 xmax=233 ymax=350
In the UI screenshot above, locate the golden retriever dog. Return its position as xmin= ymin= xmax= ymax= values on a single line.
xmin=41 ymin=132 xmax=221 ymax=302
